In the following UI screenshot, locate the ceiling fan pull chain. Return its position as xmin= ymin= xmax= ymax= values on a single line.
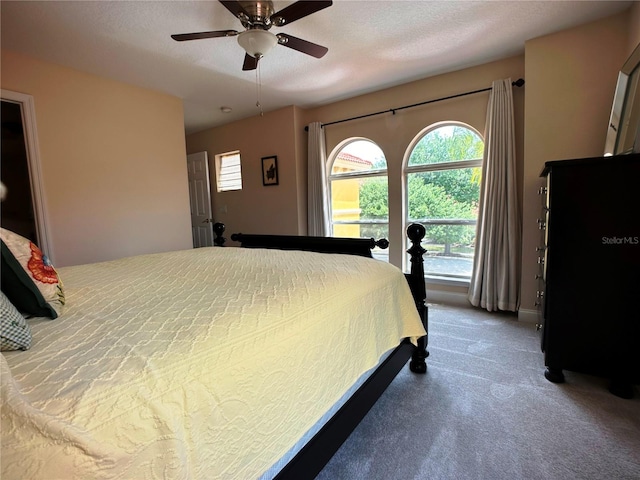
xmin=255 ymin=61 xmax=264 ymax=116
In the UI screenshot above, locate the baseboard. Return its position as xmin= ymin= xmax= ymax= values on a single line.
xmin=424 ymin=283 xmax=540 ymax=322
xmin=426 ymin=288 xmax=471 ymax=308
xmin=517 ymin=308 xmax=539 ymax=324
xmin=425 ymin=293 xmax=541 ymax=324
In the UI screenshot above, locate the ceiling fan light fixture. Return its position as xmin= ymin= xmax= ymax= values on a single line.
xmin=237 ymin=29 xmax=278 ymax=58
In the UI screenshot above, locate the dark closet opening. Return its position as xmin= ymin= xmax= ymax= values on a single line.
xmin=1 ymin=100 xmax=38 ymax=243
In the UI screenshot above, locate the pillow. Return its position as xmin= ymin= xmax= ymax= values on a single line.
xmin=0 ymin=228 xmax=64 ymax=319
xmin=1 ymin=291 xmax=32 ymax=351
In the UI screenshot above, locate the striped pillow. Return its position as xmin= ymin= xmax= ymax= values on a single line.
xmin=0 ymin=291 xmax=32 ymax=351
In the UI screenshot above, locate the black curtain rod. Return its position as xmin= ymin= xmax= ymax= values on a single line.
xmin=305 ymin=78 xmax=524 ymax=131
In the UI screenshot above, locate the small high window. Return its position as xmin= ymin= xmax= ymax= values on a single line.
xmin=215 ymin=151 xmax=242 ymax=192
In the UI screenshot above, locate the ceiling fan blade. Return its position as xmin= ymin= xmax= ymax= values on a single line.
xmin=276 ymin=33 xmax=328 ymax=58
xmin=171 ymin=30 xmax=238 ymax=41
xmin=219 ymin=0 xmax=249 ymax=19
xmin=242 ymin=53 xmax=258 ymax=71
xmin=271 ymin=0 xmax=332 ymax=26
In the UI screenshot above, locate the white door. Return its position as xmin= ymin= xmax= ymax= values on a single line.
xmin=187 ymin=152 xmax=214 ymax=248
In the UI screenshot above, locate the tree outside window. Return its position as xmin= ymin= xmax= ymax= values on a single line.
xmin=405 ymin=124 xmax=484 ymax=280
xmin=327 ymin=128 xmax=482 ymax=276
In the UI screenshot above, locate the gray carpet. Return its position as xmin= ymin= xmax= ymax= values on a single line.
xmin=315 ymin=303 xmax=640 ymax=480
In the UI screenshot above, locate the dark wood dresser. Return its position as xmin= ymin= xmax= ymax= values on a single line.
xmin=537 ymin=153 xmax=640 ymax=398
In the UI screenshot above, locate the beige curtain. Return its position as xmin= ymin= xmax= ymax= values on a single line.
xmin=307 ymin=122 xmax=329 ymax=236
xmin=468 ymin=79 xmax=521 ymax=312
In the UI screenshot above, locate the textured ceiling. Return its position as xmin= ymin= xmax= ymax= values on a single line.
xmin=1 ymin=1 xmax=633 ymax=134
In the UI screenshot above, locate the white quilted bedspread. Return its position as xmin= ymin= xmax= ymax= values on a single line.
xmin=1 ymin=247 xmax=425 ymax=480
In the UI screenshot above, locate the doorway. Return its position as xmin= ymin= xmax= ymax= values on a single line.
xmin=1 ymin=100 xmax=37 ymax=241
xmin=0 ymin=90 xmax=52 ymax=260
xmin=187 ymin=151 xmax=214 ymax=247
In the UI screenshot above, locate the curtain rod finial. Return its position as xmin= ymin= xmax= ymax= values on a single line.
xmin=513 ymin=78 xmax=525 ymax=87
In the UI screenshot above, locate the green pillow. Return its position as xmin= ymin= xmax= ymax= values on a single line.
xmin=0 ymin=228 xmax=64 ymax=319
xmin=0 ymin=291 xmax=33 ymax=350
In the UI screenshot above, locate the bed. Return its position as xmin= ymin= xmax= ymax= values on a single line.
xmin=1 ymin=223 xmax=429 ymax=479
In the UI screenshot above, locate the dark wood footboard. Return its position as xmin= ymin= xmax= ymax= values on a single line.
xmin=213 ymin=223 xmax=429 ymax=373
xmin=212 ymin=222 xmax=429 ymax=479
xmin=214 ymin=222 xmax=429 ymax=372
xmin=229 ymin=231 xmax=389 ymax=258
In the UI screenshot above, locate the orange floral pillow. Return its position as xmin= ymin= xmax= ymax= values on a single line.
xmin=0 ymin=228 xmax=64 ymax=319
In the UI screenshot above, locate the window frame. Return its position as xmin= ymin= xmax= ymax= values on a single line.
xmin=215 ymin=151 xmax=242 ymax=192
xmin=327 ymin=138 xmax=389 ymax=258
xmin=402 ymin=121 xmax=484 ymax=281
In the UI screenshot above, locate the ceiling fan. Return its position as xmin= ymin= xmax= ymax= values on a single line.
xmin=172 ymin=0 xmax=333 ymax=71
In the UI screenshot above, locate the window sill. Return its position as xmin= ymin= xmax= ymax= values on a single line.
xmin=425 ymin=275 xmax=470 ymax=288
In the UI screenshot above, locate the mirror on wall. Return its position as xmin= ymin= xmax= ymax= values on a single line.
xmin=604 ymin=45 xmax=640 ymax=156
xmin=605 ymin=42 xmax=640 ymax=156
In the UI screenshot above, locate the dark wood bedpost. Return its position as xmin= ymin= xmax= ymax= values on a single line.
xmin=406 ymin=223 xmax=429 ymax=374
xmin=213 ymin=222 xmax=226 ymax=246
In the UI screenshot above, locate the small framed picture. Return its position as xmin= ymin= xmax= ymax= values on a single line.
xmin=262 ymin=156 xmax=279 ymax=186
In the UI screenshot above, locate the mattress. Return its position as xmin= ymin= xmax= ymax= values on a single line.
xmin=1 ymin=246 xmax=426 ymax=479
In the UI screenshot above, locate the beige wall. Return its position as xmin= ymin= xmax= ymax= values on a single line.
xmin=186 ymin=106 xmax=304 ymax=238
xmin=628 ymin=4 xmax=640 ymax=54
xmin=521 ymin=11 xmax=631 ymax=315
xmin=1 ymin=50 xmax=192 ymax=266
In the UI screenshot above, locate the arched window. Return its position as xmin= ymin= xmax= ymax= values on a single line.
xmin=404 ymin=122 xmax=484 ymax=280
xmin=328 ymin=139 xmax=389 ymax=261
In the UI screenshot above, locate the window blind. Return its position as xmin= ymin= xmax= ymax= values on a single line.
xmin=216 ymin=152 xmax=242 ymax=192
